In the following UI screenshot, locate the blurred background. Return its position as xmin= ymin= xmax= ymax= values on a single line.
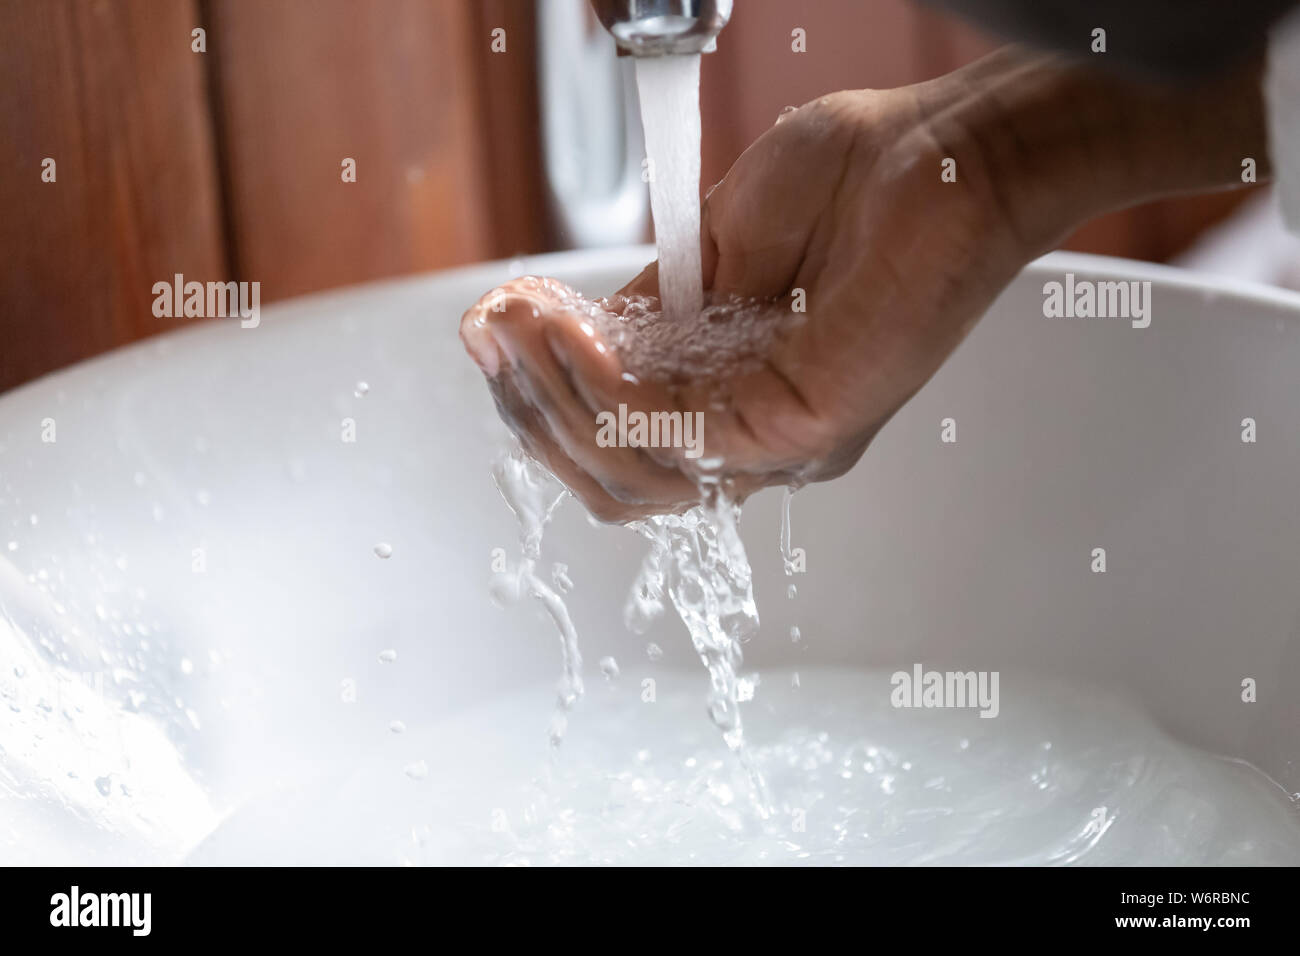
xmin=1 ymin=0 xmax=1292 ymax=394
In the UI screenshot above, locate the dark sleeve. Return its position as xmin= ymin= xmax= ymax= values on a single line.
xmin=922 ymin=0 xmax=1299 ymax=79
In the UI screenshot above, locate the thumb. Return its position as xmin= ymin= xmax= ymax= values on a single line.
xmin=615 ymin=192 xmax=721 ymax=301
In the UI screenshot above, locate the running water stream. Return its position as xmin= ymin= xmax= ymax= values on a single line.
xmin=488 ymin=50 xmax=776 ymax=790
xmin=626 ymin=492 xmax=772 ymax=814
xmin=491 ymin=441 xmax=770 ymax=810
xmin=634 ymin=54 xmax=703 ymax=321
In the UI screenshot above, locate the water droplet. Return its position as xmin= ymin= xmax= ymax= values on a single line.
xmin=378 ymin=648 xmax=397 ymax=663
xmin=707 ymin=779 xmax=736 ymax=805
xmin=151 ymin=503 xmax=165 ymax=522
xmin=28 ymin=513 xmax=38 ymax=526
xmin=791 ymin=671 xmax=801 ymax=689
xmin=548 ymin=711 xmax=567 ymax=747
xmin=403 ymin=760 xmax=428 ymax=780
xmin=180 ymin=657 xmax=194 ymax=675
xmin=373 ymin=542 xmax=393 ymax=559
xmin=708 ymin=697 xmax=736 ymax=728
xmin=646 ymin=642 xmax=663 ymax=661
xmin=354 ymin=381 xmax=370 ymax=398
xmin=133 ymin=471 xmax=147 ymax=487
xmin=736 ymin=675 xmax=757 ymax=701
xmin=789 ymin=625 xmax=802 ymax=644
xmin=195 ymin=489 xmax=211 ymax=507
xmin=389 ymin=720 xmax=406 ymax=734
xmin=94 ymin=776 xmax=112 ymax=797
xmin=776 ymin=104 xmax=798 ymax=123
xmin=787 ymin=583 xmax=797 ymax=600
xmin=6 ymin=541 xmax=16 ymax=552
xmin=599 ymin=656 xmax=620 ymax=680
xmin=551 ymin=562 xmax=573 ymax=593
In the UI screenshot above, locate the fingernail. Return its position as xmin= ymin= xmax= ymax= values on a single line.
xmin=460 ymin=306 xmax=501 ymax=377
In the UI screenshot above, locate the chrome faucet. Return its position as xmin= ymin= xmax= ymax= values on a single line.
xmin=588 ymin=0 xmax=732 ymax=56
xmin=537 ymin=0 xmax=728 ymax=250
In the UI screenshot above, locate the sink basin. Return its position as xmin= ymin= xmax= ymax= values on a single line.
xmin=1 ymin=246 xmax=1297 ymax=864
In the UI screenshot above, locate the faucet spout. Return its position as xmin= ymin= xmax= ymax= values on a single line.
xmin=588 ymin=0 xmax=732 ymax=56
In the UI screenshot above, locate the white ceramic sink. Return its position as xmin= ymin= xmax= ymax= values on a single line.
xmin=1 ymin=247 xmax=1298 ymax=864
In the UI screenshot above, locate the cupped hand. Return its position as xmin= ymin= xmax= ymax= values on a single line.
xmin=460 ymin=48 xmax=1253 ymax=522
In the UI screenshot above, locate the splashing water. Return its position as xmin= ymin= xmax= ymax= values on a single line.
xmin=780 ymin=485 xmax=806 ymax=649
xmin=628 ymin=499 xmax=755 ymax=751
xmin=490 ymin=447 xmax=583 ymax=745
xmin=490 ymin=441 xmax=771 ymax=809
xmin=592 ymin=291 xmax=794 ymax=384
xmin=779 ymin=486 xmax=797 ymax=575
xmin=634 ymin=54 xmax=703 ymax=321
xmin=481 ymin=294 xmax=798 ymax=806
xmin=625 ymin=490 xmax=772 ymax=814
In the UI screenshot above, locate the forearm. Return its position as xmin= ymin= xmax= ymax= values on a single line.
xmin=914 ymin=47 xmax=1270 ymax=259
xmin=923 ymin=0 xmax=1295 ymax=80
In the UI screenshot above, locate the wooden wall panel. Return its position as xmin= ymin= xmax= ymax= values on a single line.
xmin=203 ymin=0 xmax=499 ymax=301
xmin=465 ymin=0 xmax=551 ymax=257
xmin=0 ymin=0 xmax=227 ymax=391
xmin=699 ymin=0 xmax=1000 ymax=194
xmin=0 ymin=0 xmax=1262 ymax=395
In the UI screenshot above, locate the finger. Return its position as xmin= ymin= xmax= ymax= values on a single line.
xmin=615 ymin=260 xmax=658 ymax=300
xmin=460 ymin=286 xmax=510 ymax=377
xmin=470 ymin=279 xmax=704 ymax=510
xmin=461 ymin=283 xmax=674 ymax=516
xmin=541 ymin=311 xmax=711 ymax=483
xmin=493 ymin=312 xmax=702 ymax=512
xmin=485 ymin=370 xmax=658 ymax=523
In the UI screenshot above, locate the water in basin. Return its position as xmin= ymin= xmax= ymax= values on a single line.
xmin=186 ymin=665 xmax=1300 ymax=865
